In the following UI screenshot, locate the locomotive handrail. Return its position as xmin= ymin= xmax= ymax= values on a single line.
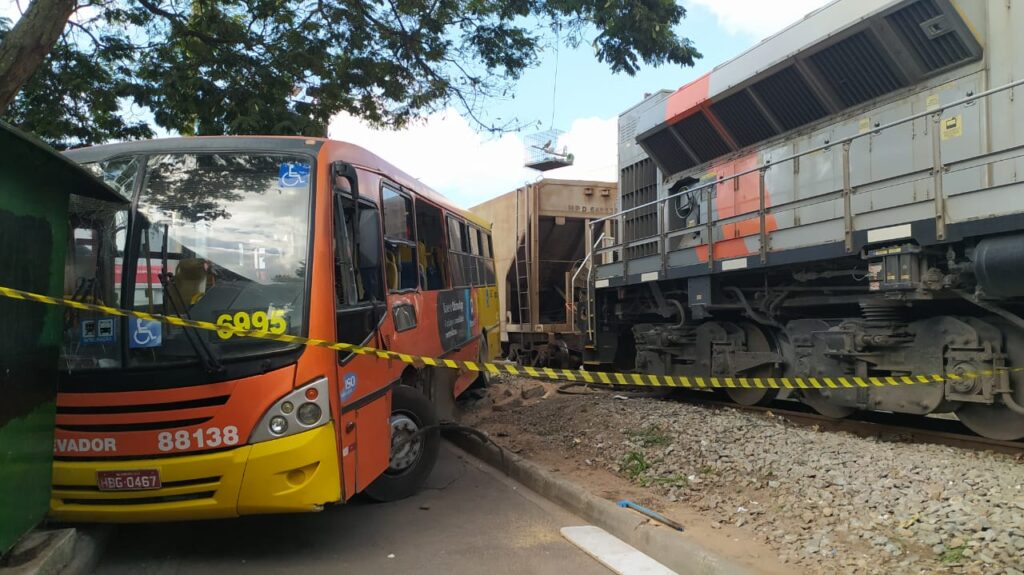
xmin=572 ymin=232 xmax=605 ymax=289
xmin=589 ymin=76 xmax=1024 ymax=229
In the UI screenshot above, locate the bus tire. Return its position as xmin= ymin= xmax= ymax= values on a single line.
xmin=471 ymin=335 xmax=492 ymax=389
xmin=363 ymin=385 xmax=440 ymax=502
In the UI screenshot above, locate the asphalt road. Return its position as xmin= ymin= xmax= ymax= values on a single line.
xmin=94 ymin=443 xmax=609 ymax=575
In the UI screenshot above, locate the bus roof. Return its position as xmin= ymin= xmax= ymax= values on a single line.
xmin=64 ymin=135 xmax=489 ymax=230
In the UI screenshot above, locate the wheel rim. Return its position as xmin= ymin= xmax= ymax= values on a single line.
xmin=725 ymin=323 xmax=779 ymax=406
xmin=386 ymin=412 xmax=423 ymax=474
xmin=956 ymin=317 xmax=1024 ymax=440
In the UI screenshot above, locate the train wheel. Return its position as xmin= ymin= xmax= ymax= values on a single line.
xmin=725 ymin=324 xmax=779 ymax=406
xmin=956 ymin=318 xmax=1024 ymax=441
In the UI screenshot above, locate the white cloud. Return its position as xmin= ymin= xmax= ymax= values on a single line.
xmin=0 ymin=1 xmax=100 ymax=26
xmin=0 ymin=1 xmax=23 ymax=23
xmin=687 ymin=0 xmax=832 ymax=39
xmin=327 ymin=109 xmax=616 ymax=208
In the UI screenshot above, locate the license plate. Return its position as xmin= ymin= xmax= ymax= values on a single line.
xmin=97 ymin=469 xmax=161 ymax=491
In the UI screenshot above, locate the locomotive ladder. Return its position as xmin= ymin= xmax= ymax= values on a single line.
xmin=513 ymin=185 xmax=531 ymax=329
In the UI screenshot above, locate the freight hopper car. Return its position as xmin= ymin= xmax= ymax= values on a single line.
xmin=586 ymin=0 xmax=1024 ymax=440
xmin=473 ymin=179 xmax=617 ymax=367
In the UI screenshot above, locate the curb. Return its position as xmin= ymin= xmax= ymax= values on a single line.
xmin=58 ymin=526 xmax=112 ymax=575
xmin=444 ymin=433 xmax=755 ymax=575
xmin=0 ymin=529 xmax=76 ymax=575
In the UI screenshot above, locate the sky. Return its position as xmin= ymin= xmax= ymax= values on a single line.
xmin=328 ymin=0 xmax=832 ymax=207
xmin=2 ymin=0 xmax=832 ymax=206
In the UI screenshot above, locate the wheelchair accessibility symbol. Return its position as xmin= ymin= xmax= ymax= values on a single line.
xmin=279 ymin=162 xmax=310 ymax=188
xmin=129 ymin=317 xmax=163 ymax=349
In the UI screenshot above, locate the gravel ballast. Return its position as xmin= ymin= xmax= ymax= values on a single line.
xmin=464 ymin=379 xmax=1024 ymax=575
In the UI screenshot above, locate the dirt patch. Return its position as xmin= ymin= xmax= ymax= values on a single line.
xmin=461 ymin=379 xmax=798 ymax=575
xmin=459 ymin=376 xmax=1024 ymax=575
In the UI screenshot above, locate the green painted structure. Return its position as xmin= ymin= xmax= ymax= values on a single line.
xmin=0 ymin=122 xmax=125 ymax=554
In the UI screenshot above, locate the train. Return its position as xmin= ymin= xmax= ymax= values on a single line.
xmin=471 ymin=179 xmax=617 ymax=367
xmin=583 ymin=0 xmax=1024 ymax=440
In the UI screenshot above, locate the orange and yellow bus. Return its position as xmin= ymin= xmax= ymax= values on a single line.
xmin=52 ymin=136 xmax=499 ymax=521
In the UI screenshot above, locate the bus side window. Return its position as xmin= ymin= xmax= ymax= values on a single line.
xmin=474 ymin=227 xmax=489 ymax=287
xmin=484 ymin=231 xmax=496 ymax=284
xmin=447 ymin=215 xmax=465 ymax=287
xmin=334 ymin=189 xmax=385 ymax=350
xmin=356 ymin=204 xmax=384 ymax=302
xmin=468 ymin=225 xmax=481 ymax=287
xmin=414 ymin=200 xmax=448 ymax=290
xmin=381 ymin=184 xmax=417 ymax=291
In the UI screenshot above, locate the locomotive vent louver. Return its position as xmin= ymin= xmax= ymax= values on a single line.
xmin=641 ymin=128 xmax=697 ymax=176
xmin=621 ymin=158 xmax=660 ymax=259
xmin=632 ymin=0 xmax=982 ymax=179
xmin=710 ymin=90 xmax=779 ymax=148
xmin=748 ymin=66 xmax=828 ymax=133
xmin=809 ymin=31 xmax=907 ymax=108
xmin=886 ymin=0 xmax=973 ymax=73
xmin=672 ymin=112 xmax=732 ymax=164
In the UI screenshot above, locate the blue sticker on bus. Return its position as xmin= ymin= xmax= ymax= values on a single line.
xmin=279 ymin=162 xmax=310 ymax=188
xmin=129 ymin=317 xmax=162 ymax=349
xmin=341 ymin=373 xmax=358 ymax=401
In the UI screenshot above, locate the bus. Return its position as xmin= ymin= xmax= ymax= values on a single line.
xmin=51 ymin=136 xmax=499 ymax=521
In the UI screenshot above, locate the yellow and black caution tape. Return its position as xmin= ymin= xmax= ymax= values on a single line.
xmin=1 ymin=284 xmax=1017 ymax=390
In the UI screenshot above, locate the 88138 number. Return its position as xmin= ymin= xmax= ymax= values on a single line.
xmin=157 ymin=426 xmax=239 ymax=452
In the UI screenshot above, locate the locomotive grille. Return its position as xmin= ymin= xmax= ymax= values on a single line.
xmin=620 ymin=159 xmax=659 ymax=260
xmin=710 ymin=90 xmax=779 ymax=148
xmin=641 ymin=128 xmax=696 ymax=176
xmin=749 ymin=66 xmax=828 ymax=132
xmin=809 ymin=31 xmax=906 ymax=108
xmin=619 ymin=116 xmax=637 ymax=145
xmin=673 ymin=112 xmax=732 ymax=163
xmin=886 ymin=0 xmax=972 ymax=73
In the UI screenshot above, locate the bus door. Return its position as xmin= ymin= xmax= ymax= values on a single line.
xmin=331 ymin=164 xmax=396 ymax=497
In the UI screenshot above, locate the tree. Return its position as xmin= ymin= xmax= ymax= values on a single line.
xmin=0 ymin=0 xmax=701 ymax=148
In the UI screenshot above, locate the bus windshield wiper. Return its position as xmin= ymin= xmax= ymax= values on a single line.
xmin=154 ymin=223 xmax=223 ymax=374
xmin=158 ymin=270 xmax=224 ymax=374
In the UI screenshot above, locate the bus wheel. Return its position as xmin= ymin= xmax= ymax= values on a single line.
xmin=364 ymin=385 xmax=440 ymax=502
xmin=472 ymin=336 xmax=492 ymax=389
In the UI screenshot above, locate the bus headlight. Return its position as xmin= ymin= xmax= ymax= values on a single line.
xmin=269 ymin=416 xmax=289 ymax=435
xmin=297 ymin=403 xmax=322 ymax=426
xmin=250 ymin=376 xmax=331 ymax=444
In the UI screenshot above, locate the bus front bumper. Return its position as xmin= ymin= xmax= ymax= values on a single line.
xmin=50 ymin=423 xmax=341 ymax=523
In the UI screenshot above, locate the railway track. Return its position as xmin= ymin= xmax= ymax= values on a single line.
xmin=666 ymin=392 xmax=1024 ymax=456
xmin=509 ymin=375 xmax=1024 ymax=455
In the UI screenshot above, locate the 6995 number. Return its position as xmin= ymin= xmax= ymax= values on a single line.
xmin=157 ymin=427 xmax=239 ymax=452
xmin=214 ymin=309 xmax=288 ymax=340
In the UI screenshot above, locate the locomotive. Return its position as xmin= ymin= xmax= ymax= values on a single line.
xmin=584 ymin=0 xmax=1024 ymax=440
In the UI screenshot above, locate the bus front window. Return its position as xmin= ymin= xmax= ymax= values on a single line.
xmin=61 ymin=152 xmax=313 ymax=370
xmin=127 ymin=153 xmax=312 ymax=366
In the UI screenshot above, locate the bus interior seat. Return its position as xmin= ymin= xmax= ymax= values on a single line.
xmin=168 ymin=258 xmax=208 ymax=311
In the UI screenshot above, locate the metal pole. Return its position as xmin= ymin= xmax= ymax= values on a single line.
xmin=842 ymin=142 xmax=853 ymax=253
xmin=658 ymin=201 xmax=667 ymax=274
xmin=706 ymin=186 xmax=714 ymax=270
xmin=758 ymin=168 xmax=768 ymax=263
xmin=932 ymin=114 xmax=946 ymax=241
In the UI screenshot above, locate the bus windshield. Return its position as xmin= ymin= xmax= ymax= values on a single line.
xmin=61 ymin=152 xmax=313 ymax=370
